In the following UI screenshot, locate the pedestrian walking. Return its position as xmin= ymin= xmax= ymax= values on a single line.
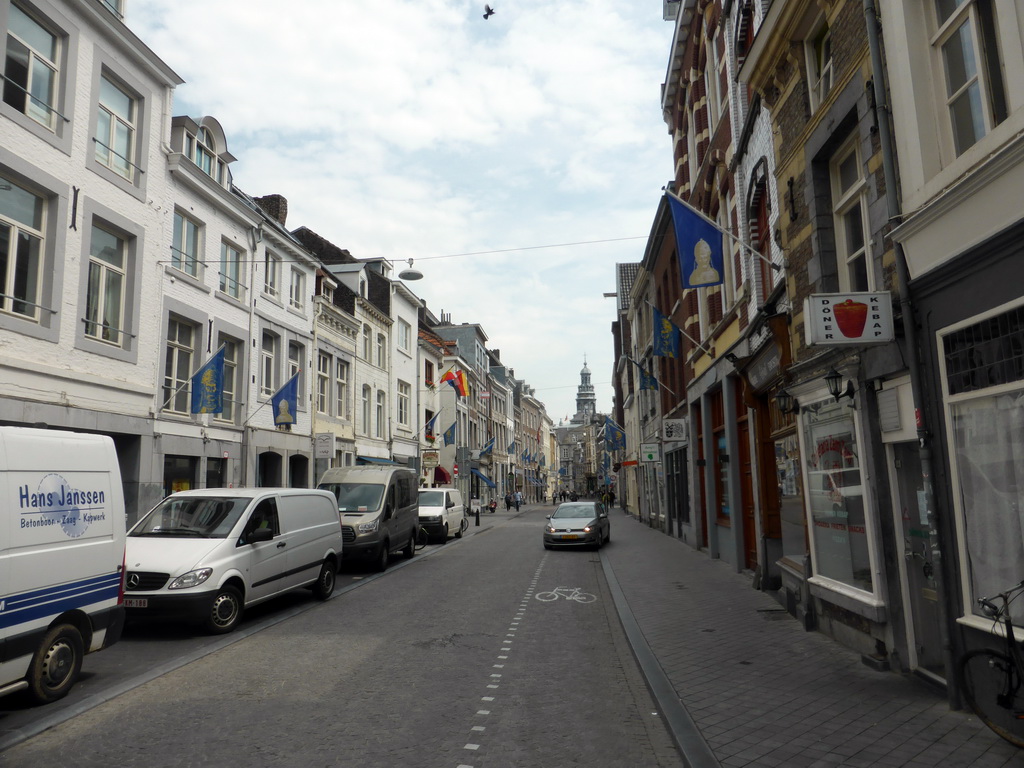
xmin=514 ymin=490 xmax=522 ymax=511
xmin=504 ymin=492 xmax=513 ymax=511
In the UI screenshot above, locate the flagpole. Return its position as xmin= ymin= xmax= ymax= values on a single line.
xmin=626 ymin=354 xmax=677 ymax=396
xmin=665 ymin=189 xmax=784 ymax=272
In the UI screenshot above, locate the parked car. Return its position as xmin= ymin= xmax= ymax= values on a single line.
xmin=418 ymin=487 xmax=468 ymax=542
xmin=0 ymin=427 xmax=126 ymax=703
xmin=543 ymin=501 xmax=610 ymax=549
xmin=318 ymin=466 xmax=418 ymax=571
xmin=124 ymin=488 xmax=342 ymax=634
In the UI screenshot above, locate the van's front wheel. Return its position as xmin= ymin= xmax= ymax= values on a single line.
xmin=206 ymin=586 xmax=243 ymax=634
xmin=28 ymin=624 xmax=83 ymax=703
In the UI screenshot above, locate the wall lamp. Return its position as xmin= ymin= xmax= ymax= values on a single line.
xmin=776 ymin=388 xmax=800 ymax=415
xmin=824 ymin=368 xmax=855 ymax=402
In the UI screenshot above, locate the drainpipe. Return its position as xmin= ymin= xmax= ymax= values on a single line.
xmin=864 ymin=0 xmax=956 ymax=703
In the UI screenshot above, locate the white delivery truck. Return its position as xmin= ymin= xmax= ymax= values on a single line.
xmin=0 ymin=427 xmax=126 ymax=703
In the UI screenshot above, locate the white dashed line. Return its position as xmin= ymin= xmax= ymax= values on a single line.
xmin=464 ymin=744 xmax=480 ymax=750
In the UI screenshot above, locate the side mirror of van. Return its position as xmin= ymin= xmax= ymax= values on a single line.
xmin=446 ymin=499 xmax=455 ymax=509
xmin=248 ymin=527 xmax=274 ymax=544
xmin=383 ymin=505 xmax=393 ymax=521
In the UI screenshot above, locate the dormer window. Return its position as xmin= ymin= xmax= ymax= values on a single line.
xmin=186 ymin=126 xmax=224 ymax=183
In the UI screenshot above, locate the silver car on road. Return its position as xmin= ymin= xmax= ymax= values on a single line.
xmin=543 ymin=501 xmax=610 ymax=549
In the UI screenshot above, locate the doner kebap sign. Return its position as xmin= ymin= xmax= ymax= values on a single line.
xmin=804 ymin=292 xmax=895 ymax=346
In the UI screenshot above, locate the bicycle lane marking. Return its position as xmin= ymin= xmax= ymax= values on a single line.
xmin=455 ymin=552 xmax=547 ymax=767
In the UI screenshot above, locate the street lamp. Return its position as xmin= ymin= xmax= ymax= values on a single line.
xmin=824 ymin=368 xmax=855 ymax=402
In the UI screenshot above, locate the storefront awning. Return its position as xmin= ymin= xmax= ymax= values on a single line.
xmin=470 ymin=468 xmax=496 ymax=488
xmin=357 ymin=455 xmax=399 ymax=465
xmin=433 ymin=465 xmax=452 ymax=483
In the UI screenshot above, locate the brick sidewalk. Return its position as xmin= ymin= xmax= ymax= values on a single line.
xmin=601 ymin=512 xmax=1024 ymax=768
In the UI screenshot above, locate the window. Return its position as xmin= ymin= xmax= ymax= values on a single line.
xmin=942 ymin=304 xmax=1024 ymax=623
xmin=216 ymin=334 xmax=239 ymax=422
xmin=703 ymin=37 xmax=722 ymax=132
xmin=376 ymin=390 xmax=386 ymax=437
xmin=830 ymin=138 xmax=872 ymax=292
xmin=263 ymin=251 xmax=280 ymax=298
xmin=806 ymin=19 xmax=833 ymax=112
xmin=362 ymin=324 xmax=371 ymax=360
xmin=425 ymin=360 xmax=434 ymax=387
xmin=260 ymin=331 xmax=277 ymax=396
xmin=397 ymin=318 xmax=412 ymax=352
xmin=803 ymin=398 xmax=872 ymax=593
xmin=316 ymin=352 xmax=330 ymax=414
xmin=171 ymin=211 xmax=201 ymax=278
xmin=361 ymin=384 xmax=371 ymax=435
xmin=0 ymin=176 xmax=44 ymax=320
xmin=376 ymin=333 xmax=386 ymax=369
xmin=397 ymin=381 xmax=411 ymax=426
xmin=3 ymin=4 xmax=59 ymax=130
xmin=216 ymin=242 xmax=243 ymax=299
xmin=85 ymin=225 xmax=125 ymax=344
xmin=163 ymin=316 xmax=196 ymax=414
xmin=289 ymin=269 xmax=304 ymax=310
xmin=336 ymin=359 xmax=349 ymax=419
xmin=933 ymin=0 xmax=1007 ymax=156
xmin=288 ymin=341 xmax=303 ymax=392
xmin=186 ymin=127 xmax=226 ymax=183
xmin=95 ymin=75 xmax=135 ymax=180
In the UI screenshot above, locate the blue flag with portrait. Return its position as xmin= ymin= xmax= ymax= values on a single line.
xmin=652 ymin=306 xmax=681 ymax=358
xmin=667 ymin=193 xmax=725 ymax=288
xmin=190 ymin=345 xmax=226 ymax=414
xmin=271 ymin=372 xmax=300 ymax=429
xmin=443 ymin=421 xmax=457 ymax=446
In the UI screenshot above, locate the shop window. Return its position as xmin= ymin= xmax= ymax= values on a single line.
xmin=943 ymin=303 xmax=1024 ymax=623
xmin=803 ymin=398 xmax=873 ymax=593
xmin=164 ymin=455 xmax=197 ymax=497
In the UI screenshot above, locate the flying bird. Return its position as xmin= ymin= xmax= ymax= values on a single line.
xmin=483 ymin=4 xmax=495 ymax=19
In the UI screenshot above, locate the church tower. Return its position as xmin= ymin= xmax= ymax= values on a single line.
xmin=574 ymin=357 xmax=596 ymax=421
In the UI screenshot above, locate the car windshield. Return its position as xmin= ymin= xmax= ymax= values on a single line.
xmin=321 ymin=482 xmax=385 ymax=513
xmin=419 ymin=490 xmax=444 ymax=506
xmin=552 ymin=504 xmax=597 ymax=519
xmin=130 ymin=497 xmax=250 ymax=538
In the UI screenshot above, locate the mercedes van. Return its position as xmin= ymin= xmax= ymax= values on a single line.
xmin=418 ymin=487 xmax=467 ymax=542
xmin=124 ymin=488 xmax=342 ymax=634
xmin=0 ymin=427 xmax=126 ymax=703
xmin=317 ymin=466 xmax=418 ymax=571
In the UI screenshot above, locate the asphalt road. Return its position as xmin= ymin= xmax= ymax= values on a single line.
xmin=0 ymin=507 xmax=683 ymax=767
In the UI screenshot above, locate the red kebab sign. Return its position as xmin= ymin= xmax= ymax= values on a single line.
xmin=804 ymin=292 xmax=895 ymax=346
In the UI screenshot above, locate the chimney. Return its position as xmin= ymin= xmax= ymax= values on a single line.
xmin=255 ymin=194 xmax=288 ymax=226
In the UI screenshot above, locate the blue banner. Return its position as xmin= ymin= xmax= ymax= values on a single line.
xmin=271 ymin=372 xmax=300 ymax=428
xmin=652 ymin=306 xmax=681 ymax=358
xmin=443 ymin=421 xmax=457 ymax=446
xmin=605 ymin=417 xmax=626 ymax=451
xmin=190 ymin=346 xmax=226 ymax=414
xmin=667 ymin=193 xmax=725 ymax=288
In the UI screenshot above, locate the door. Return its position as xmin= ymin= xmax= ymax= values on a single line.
xmin=891 ymin=443 xmax=944 ymax=678
xmin=738 ymin=420 xmax=757 ymax=571
xmin=242 ymin=497 xmax=290 ymax=601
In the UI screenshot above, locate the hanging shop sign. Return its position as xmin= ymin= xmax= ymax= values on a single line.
xmin=314 ymin=433 xmax=334 ymax=459
xmin=640 ymin=443 xmax=660 ymax=462
xmin=804 ymin=292 xmax=895 ymax=345
xmin=663 ymin=419 xmax=688 ymax=444
xmin=421 ymin=450 xmax=439 ymax=468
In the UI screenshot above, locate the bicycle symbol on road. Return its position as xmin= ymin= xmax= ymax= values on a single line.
xmin=535 ymin=587 xmax=596 ymax=604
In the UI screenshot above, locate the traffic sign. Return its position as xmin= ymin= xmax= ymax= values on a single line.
xmin=454 ymin=462 xmax=459 ymax=478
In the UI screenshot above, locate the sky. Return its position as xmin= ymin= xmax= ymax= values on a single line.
xmin=129 ymin=0 xmax=676 ymax=424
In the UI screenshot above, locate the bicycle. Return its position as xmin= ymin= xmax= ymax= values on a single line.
xmin=534 ymin=586 xmax=596 ymax=604
xmin=957 ymin=579 xmax=1024 ymax=748
xmin=414 ymin=525 xmax=430 ymax=552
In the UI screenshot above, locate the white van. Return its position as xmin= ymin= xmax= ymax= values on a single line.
xmin=0 ymin=427 xmax=126 ymax=703
xmin=124 ymin=488 xmax=342 ymax=634
xmin=317 ymin=466 xmax=418 ymax=571
xmin=418 ymin=487 xmax=467 ymax=543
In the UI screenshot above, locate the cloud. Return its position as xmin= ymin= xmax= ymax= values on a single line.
xmin=128 ymin=0 xmax=673 ymax=421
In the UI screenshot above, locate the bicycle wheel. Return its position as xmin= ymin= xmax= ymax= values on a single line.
xmin=415 ymin=526 xmax=430 ymax=551
xmin=571 ymin=592 xmax=597 ymax=604
xmin=535 ymin=591 xmax=558 ymax=601
xmin=958 ymin=648 xmax=1024 ymax=748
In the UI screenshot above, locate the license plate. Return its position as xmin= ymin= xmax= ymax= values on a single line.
xmin=123 ymin=598 xmax=148 ymax=608
xmin=561 ymin=534 xmax=578 ymax=540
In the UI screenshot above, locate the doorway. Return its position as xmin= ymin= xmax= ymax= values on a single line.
xmin=890 ymin=442 xmax=944 ymax=678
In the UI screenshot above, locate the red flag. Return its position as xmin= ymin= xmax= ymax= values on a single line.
xmin=440 ymin=369 xmax=468 ymax=397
